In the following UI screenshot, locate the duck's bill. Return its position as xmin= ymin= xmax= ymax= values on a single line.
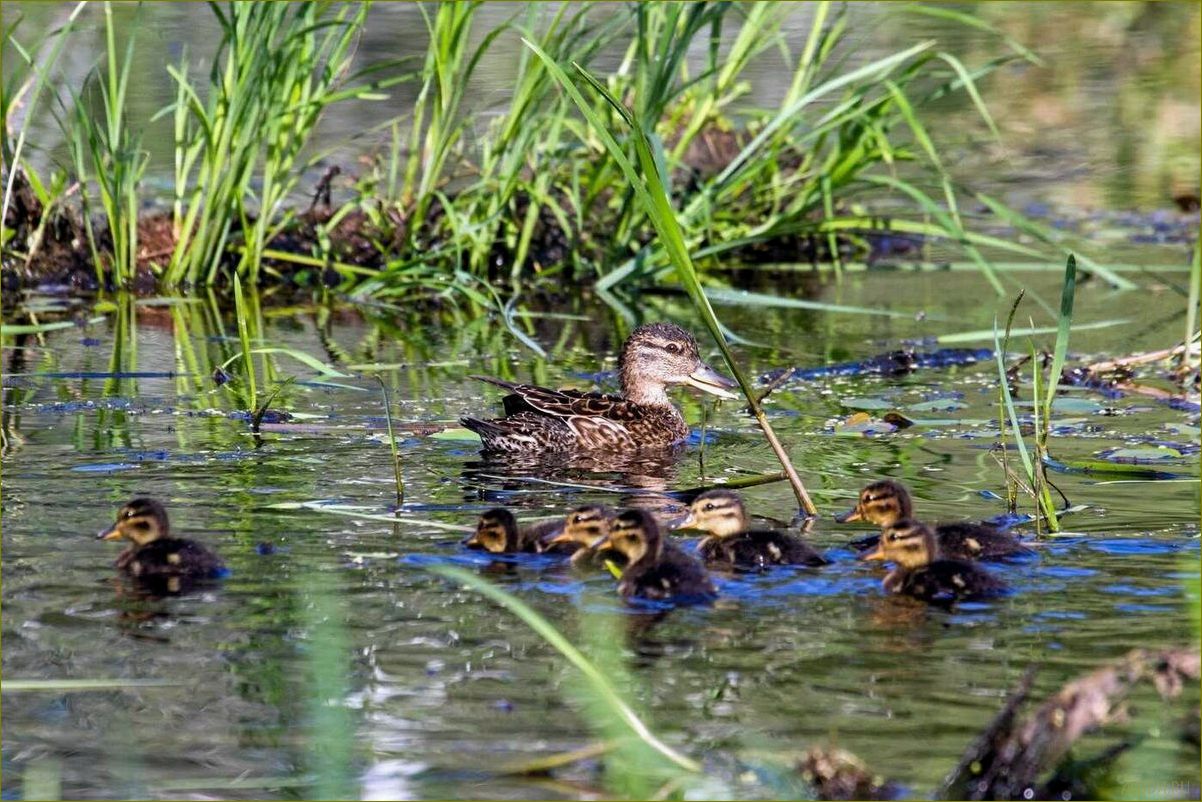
xmin=834 ymin=507 xmax=863 ymax=523
xmin=858 ymin=544 xmax=886 ymax=561
xmin=96 ymin=525 xmax=121 ymax=541
xmin=668 ymin=510 xmax=697 ymax=530
xmin=462 ymin=535 xmax=482 ymax=549
xmin=686 ymin=364 xmax=740 ymax=400
xmin=547 ymin=531 xmax=579 ymax=546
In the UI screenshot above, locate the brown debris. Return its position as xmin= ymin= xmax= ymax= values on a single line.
xmin=942 ymin=647 xmax=1201 ymax=800
xmin=796 ymin=746 xmax=898 ymax=801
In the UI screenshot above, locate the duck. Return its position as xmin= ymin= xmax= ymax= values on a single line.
xmin=97 ymin=497 xmax=225 ymax=581
xmin=540 ymin=504 xmax=626 ymax=569
xmin=675 ymin=489 xmax=828 ymax=570
xmin=461 ymin=322 xmax=739 ymax=453
xmin=861 ymin=519 xmax=1007 ymax=603
xmin=463 ymin=508 xmax=559 ymax=554
xmin=593 ymin=509 xmax=717 ymax=603
xmin=835 ymin=479 xmax=1029 ymax=560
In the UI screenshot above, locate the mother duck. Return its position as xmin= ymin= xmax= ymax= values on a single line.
xmin=461 ymin=322 xmax=738 ymax=453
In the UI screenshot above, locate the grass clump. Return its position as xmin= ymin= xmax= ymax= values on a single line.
xmin=2 ymin=2 xmax=1126 ymax=302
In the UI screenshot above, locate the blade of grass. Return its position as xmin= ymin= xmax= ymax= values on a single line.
xmin=429 ymin=565 xmax=702 ymax=774
xmin=376 ymin=376 xmax=405 ymax=508
xmin=524 ymin=39 xmax=817 ymax=514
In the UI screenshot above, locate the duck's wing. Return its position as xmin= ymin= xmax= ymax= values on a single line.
xmin=471 ymin=376 xmax=637 ymax=421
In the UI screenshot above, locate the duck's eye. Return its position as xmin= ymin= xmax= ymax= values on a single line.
xmin=665 ymin=342 xmax=680 ymax=354
xmin=123 ymin=509 xmax=136 ymax=519
xmin=703 ymin=503 xmax=715 ymax=512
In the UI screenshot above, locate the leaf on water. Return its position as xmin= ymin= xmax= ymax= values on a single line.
xmin=1098 ymin=446 xmax=1184 ymax=462
xmin=1 ymin=316 xmax=107 ymax=335
xmin=907 ymin=399 xmax=966 ymax=412
xmin=840 ymin=397 xmax=893 ymax=411
xmin=430 ymin=427 xmax=483 ymax=441
xmin=1050 ymin=397 xmax=1103 ymax=414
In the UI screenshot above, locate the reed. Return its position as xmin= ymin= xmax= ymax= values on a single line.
xmin=526 ymin=42 xmax=819 ymax=515
xmin=992 ymin=255 xmax=1078 ymax=532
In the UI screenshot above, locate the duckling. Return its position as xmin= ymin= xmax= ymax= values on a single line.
xmin=594 ymin=509 xmax=717 ymax=603
xmin=676 ymin=489 xmax=828 ymax=570
xmin=540 ymin=505 xmax=627 ymax=569
xmin=463 ymin=508 xmax=554 ymax=554
xmin=97 ymin=498 xmax=225 ymax=580
xmin=861 ymin=519 xmax=1007 ymax=603
xmin=461 ymin=322 xmax=739 ymax=453
xmin=835 ymin=479 xmax=1029 ymax=560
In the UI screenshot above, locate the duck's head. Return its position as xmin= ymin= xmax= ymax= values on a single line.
xmin=595 ymin=509 xmax=662 ymax=566
xmin=860 ymin=519 xmax=937 ymax=568
xmin=97 ymin=498 xmax=170 ymax=546
xmin=676 ymin=489 xmax=747 ymax=538
xmin=546 ymin=505 xmax=613 ymax=550
xmin=618 ymin=322 xmax=738 ymax=405
xmin=834 ymin=480 xmax=912 ymax=527
xmin=465 ymin=508 xmax=518 ymax=553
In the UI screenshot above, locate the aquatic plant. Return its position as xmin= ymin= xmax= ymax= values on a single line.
xmin=432 ymin=565 xmax=704 ymax=796
xmin=164 ymin=1 xmax=387 ymax=286
xmin=526 ymin=40 xmax=819 ymax=515
xmin=4 ymin=1 xmax=1130 ymax=303
xmin=992 ymin=255 xmax=1078 ymax=532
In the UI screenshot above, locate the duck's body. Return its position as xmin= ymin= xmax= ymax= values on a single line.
xmin=678 ymin=489 xmax=827 ymax=570
xmin=464 ymin=508 xmax=548 ymax=554
xmin=881 ymin=559 xmax=1008 ymax=603
xmin=863 ymin=520 xmax=1007 ymax=604
xmin=462 ymin=323 xmax=737 ymax=453
xmin=98 ymin=498 xmax=225 ymax=581
xmin=599 ymin=509 xmax=717 ymax=604
xmin=837 ymin=480 xmax=1029 ymax=560
xmin=698 ymin=529 xmax=828 ymax=570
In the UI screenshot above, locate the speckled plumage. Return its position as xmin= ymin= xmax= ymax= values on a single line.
xmin=698 ymin=529 xmax=828 ymax=570
xmin=462 ymin=322 xmax=736 ymax=453
xmin=883 ymin=560 xmax=1008 ymax=603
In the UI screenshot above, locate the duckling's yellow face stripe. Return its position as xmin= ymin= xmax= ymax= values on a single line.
xmin=98 ymin=514 xmax=163 ymax=546
xmin=604 ymin=523 xmax=648 ymax=564
xmin=469 ymin=523 xmax=508 ymax=553
xmin=688 ymin=498 xmax=745 ymax=537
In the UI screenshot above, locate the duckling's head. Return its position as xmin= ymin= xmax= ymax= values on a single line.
xmin=834 ymin=480 xmax=912 ymax=527
xmin=597 ymin=509 xmax=662 ymax=565
xmin=465 ymin=508 xmax=518 ymax=553
xmin=861 ymin=519 xmax=937 ymax=568
xmin=98 ymin=498 xmax=170 ymax=546
xmin=676 ymin=489 xmax=747 ymax=538
xmin=618 ymin=322 xmax=738 ymax=405
xmin=546 ymin=505 xmax=613 ymax=550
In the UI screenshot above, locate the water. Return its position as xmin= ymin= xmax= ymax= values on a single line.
xmin=3 ymin=2 xmax=1200 ymax=798
xmin=2 ymin=269 xmax=1198 ymax=799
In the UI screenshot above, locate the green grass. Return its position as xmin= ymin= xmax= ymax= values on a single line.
xmin=431 ymin=565 xmax=703 ymax=795
xmin=992 ymin=255 xmax=1078 ymax=532
xmin=2 ymin=2 xmax=1128 ymax=304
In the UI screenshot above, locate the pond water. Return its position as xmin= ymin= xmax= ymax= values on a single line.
xmin=2 ymin=269 xmax=1199 ymax=799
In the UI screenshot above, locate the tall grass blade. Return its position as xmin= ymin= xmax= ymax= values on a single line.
xmin=376 ymin=376 xmax=404 ymax=507
xmin=232 ymin=273 xmax=256 ymax=410
xmin=431 ymin=565 xmax=701 ymax=774
xmin=524 ymin=39 xmax=818 ymax=514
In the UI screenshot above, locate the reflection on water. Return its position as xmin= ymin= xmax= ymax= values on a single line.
xmin=2 ymin=270 xmax=1198 ymax=799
